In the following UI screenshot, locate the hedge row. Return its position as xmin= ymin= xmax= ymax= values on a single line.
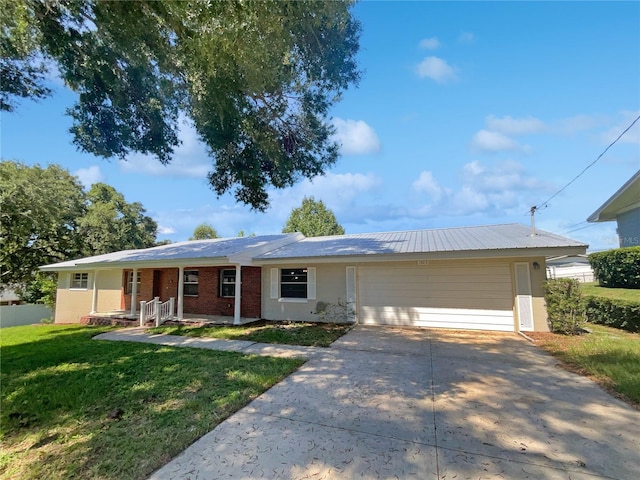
xmin=585 ymin=297 xmax=640 ymax=333
xmin=588 ymin=246 xmax=640 ymax=289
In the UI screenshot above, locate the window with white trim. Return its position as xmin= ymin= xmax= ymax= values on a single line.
xmin=183 ymin=270 xmax=199 ymax=296
xmin=280 ymin=268 xmax=308 ymax=298
xmin=125 ymin=271 xmax=141 ymax=295
xmin=71 ymin=272 xmax=89 ymax=289
xmin=220 ymin=269 xmax=236 ymax=297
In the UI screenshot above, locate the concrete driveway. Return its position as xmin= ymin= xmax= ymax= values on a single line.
xmin=144 ymin=326 xmax=640 ymax=479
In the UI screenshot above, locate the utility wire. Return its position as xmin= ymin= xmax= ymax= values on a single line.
xmin=531 ymin=114 xmax=640 ymax=213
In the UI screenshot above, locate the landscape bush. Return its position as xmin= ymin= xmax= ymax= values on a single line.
xmin=585 ymin=297 xmax=640 ymax=333
xmin=588 ymin=246 xmax=640 ymax=289
xmin=543 ymin=278 xmax=586 ymax=334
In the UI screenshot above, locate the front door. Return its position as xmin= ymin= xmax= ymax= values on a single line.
xmin=153 ymin=270 xmax=163 ymax=299
xmin=514 ymin=262 xmax=534 ymax=331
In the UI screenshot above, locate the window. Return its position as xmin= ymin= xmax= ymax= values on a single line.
xmin=220 ymin=269 xmax=236 ymax=297
xmin=125 ymin=271 xmax=141 ymax=295
xmin=71 ymin=272 xmax=89 ymax=289
xmin=280 ymin=268 xmax=307 ymax=298
xmin=183 ymin=270 xmax=199 ymax=296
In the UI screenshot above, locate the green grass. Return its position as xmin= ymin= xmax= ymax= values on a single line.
xmin=0 ymin=325 xmax=303 ymax=480
xmin=148 ymin=321 xmax=352 ymax=347
xmin=582 ymin=282 xmax=640 ymax=302
xmin=532 ymin=324 xmax=640 ymax=407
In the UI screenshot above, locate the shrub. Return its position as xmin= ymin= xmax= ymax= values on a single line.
xmin=586 ymin=297 xmax=640 ymax=333
xmin=543 ymin=278 xmax=586 ymax=334
xmin=589 ymin=246 xmax=640 ymax=289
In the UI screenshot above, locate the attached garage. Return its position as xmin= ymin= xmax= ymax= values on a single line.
xmin=358 ymin=261 xmax=515 ymax=331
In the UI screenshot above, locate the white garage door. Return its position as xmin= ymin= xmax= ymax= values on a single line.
xmin=358 ymin=262 xmax=515 ymax=331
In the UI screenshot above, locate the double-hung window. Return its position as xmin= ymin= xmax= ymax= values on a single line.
xmin=220 ymin=269 xmax=236 ymax=297
xmin=71 ymin=272 xmax=89 ymax=289
xmin=125 ymin=271 xmax=141 ymax=295
xmin=183 ymin=270 xmax=199 ymax=296
xmin=280 ymin=268 xmax=308 ymax=298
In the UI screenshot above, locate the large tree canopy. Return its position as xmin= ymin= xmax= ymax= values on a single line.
xmin=0 ymin=161 xmax=86 ymax=285
xmin=282 ymin=196 xmax=345 ymax=237
xmin=0 ymin=161 xmax=158 ymax=286
xmin=1 ymin=0 xmax=361 ymax=210
xmin=78 ymin=183 xmax=158 ymax=256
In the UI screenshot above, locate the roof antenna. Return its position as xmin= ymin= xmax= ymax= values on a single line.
xmin=529 ymin=206 xmax=537 ymax=237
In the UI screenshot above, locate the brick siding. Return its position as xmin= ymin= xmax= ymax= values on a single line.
xmin=122 ymin=266 xmax=261 ymax=318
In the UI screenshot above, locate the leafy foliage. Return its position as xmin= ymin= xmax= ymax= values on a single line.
xmin=0 ymin=161 xmax=157 ymax=287
xmin=586 ymin=297 xmax=640 ymax=333
xmin=282 ymin=196 xmax=345 ymax=237
xmin=589 ymin=247 xmax=640 ymax=289
xmin=543 ymin=278 xmax=586 ymax=334
xmin=1 ymin=0 xmax=361 ymax=210
xmin=17 ymin=272 xmax=57 ymax=308
xmin=78 ymin=183 xmax=157 ymax=255
xmin=189 ymin=223 xmax=218 ymax=241
xmin=0 ymin=161 xmax=86 ymax=285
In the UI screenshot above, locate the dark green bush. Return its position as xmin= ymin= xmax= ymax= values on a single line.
xmin=588 ymin=246 xmax=640 ymax=289
xmin=543 ymin=278 xmax=586 ymax=334
xmin=586 ymin=297 xmax=640 ymax=333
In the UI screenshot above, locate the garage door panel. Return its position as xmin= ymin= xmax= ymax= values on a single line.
xmin=358 ymin=262 xmax=515 ymax=331
xmin=360 ymin=306 xmax=514 ymax=331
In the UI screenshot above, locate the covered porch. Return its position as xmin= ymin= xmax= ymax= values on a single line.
xmin=81 ymin=310 xmax=258 ymax=327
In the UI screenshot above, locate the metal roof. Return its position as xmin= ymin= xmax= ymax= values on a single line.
xmin=41 ymin=224 xmax=587 ymax=270
xmin=41 ymin=234 xmax=296 ymax=270
xmin=255 ymin=224 xmax=587 ymax=260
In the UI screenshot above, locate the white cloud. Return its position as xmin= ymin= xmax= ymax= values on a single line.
xmin=412 ymin=171 xmax=443 ymax=202
xmin=470 ymin=129 xmax=526 ymax=153
xmin=419 ymin=37 xmax=441 ymax=50
xmin=157 ymin=225 xmax=176 ymax=235
xmin=269 ymin=172 xmax=382 ymax=218
xmin=458 ymin=32 xmax=475 ymax=44
xmin=410 ymin=161 xmax=552 ymax=217
xmin=74 ymin=165 xmax=104 ymax=188
xmin=601 ymin=110 xmax=640 ymax=144
xmin=485 ymin=115 xmax=545 ymax=135
xmin=416 ymin=56 xmax=458 ymax=83
xmin=332 ymin=118 xmax=381 ymax=156
xmin=119 ymin=118 xmax=210 ymax=177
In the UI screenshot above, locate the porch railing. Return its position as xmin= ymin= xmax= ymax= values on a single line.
xmin=139 ymin=297 xmax=175 ymax=327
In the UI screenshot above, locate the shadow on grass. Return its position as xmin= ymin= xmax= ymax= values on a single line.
xmin=0 ymin=326 xmax=303 ymax=480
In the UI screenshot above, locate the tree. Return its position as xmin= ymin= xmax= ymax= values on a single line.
xmin=1 ymin=0 xmax=361 ymax=210
xmin=78 ymin=183 xmax=158 ymax=256
xmin=190 ymin=223 xmax=218 ymax=241
xmin=282 ymin=197 xmax=345 ymax=237
xmin=0 ymin=161 xmax=158 ymax=287
xmin=0 ymin=161 xmax=86 ymax=285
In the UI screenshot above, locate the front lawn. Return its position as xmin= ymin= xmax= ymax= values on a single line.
xmin=149 ymin=321 xmax=352 ymax=347
xmin=581 ymin=282 xmax=640 ymax=302
xmin=529 ymin=324 xmax=640 ymax=408
xmin=0 ymin=325 xmax=303 ymax=480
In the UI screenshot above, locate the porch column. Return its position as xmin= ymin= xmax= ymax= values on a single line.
xmin=233 ymin=264 xmax=241 ymax=325
xmin=129 ymin=267 xmax=138 ymax=316
xmin=177 ymin=266 xmax=184 ymax=320
xmin=90 ymin=270 xmax=99 ymax=314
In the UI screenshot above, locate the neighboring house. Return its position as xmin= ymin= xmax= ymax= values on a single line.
xmin=0 ymin=287 xmax=22 ymax=306
xmin=587 ymin=170 xmax=640 ymax=247
xmin=546 ymin=255 xmax=594 ymax=283
xmin=41 ymin=223 xmax=587 ymax=332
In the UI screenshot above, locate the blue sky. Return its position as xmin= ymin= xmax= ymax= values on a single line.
xmin=2 ymin=1 xmax=639 ymax=251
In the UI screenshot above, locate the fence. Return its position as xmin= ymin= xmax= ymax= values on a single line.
xmin=0 ymin=304 xmax=53 ymax=328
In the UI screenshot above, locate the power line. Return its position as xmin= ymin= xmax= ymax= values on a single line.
xmin=531 ymin=114 xmax=640 ymax=213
